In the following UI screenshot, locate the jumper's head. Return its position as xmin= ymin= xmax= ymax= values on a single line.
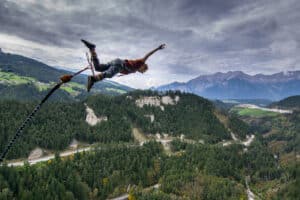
xmin=138 ymin=63 xmax=148 ymax=73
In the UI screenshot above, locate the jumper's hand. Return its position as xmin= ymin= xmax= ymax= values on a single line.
xmin=158 ymin=44 xmax=166 ymax=50
xmin=60 ymin=74 xmax=73 ymax=83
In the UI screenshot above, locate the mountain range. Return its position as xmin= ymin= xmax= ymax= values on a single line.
xmin=155 ymin=71 xmax=300 ymax=100
xmin=0 ymin=50 xmax=133 ymax=101
xmin=1 ymin=49 xmax=299 ymax=102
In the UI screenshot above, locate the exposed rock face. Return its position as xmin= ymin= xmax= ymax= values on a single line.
xmin=162 ymin=95 xmax=180 ymax=105
xmin=144 ymin=114 xmax=155 ymax=123
xmin=136 ymin=96 xmax=161 ymax=107
xmin=242 ymin=135 xmax=255 ymax=147
xmin=28 ymin=148 xmax=43 ymax=160
xmin=135 ymin=95 xmax=180 ymax=111
xmin=85 ymin=104 xmax=108 ymax=126
xmin=156 ymin=133 xmax=161 ymax=139
xmin=180 ymin=134 xmax=185 ymax=140
xmin=162 ymin=96 xmax=176 ymax=105
xmin=69 ymin=139 xmax=78 ymax=149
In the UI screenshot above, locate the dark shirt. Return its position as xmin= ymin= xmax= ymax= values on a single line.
xmin=120 ymin=59 xmax=145 ymax=74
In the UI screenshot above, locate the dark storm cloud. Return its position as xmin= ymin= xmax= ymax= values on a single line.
xmin=179 ymin=0 xmax=244 ymax=20
xmin=0 ymin=0 xmax=299 ymax=88
xmin=0 ymin=0 xmax=174 ymax=48
xmin=0 ymin=1 xmax=66 ymax=45
xmin=0 ymin=0 xmax=247 ymax=47
xmin=217 ymin=19 xmax=278 ymax=50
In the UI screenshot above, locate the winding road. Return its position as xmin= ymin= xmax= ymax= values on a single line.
xmin=6 ymin=147 xmax=91 ymax=167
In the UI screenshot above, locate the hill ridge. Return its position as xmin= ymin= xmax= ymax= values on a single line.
xmin=0 ymin=51 xmax=133 ymax=100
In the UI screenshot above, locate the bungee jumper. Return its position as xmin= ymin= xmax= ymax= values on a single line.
xmin=81 ymin=39 xmax=166 ymax=92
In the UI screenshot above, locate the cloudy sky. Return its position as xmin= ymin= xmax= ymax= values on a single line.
xmin=0 ymin=0 xmax=299 ymax=88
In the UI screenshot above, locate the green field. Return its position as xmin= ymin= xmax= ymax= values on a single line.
xmin=61 ymin=82 xmax=86 ymax=96
xmin=231 ymin=107 xmax=279 ymax=117
xmin=34 ymin=82 xmax=51 ymax=91
xmin=0 ymin=71 xmax=36 ymax=85
xmin=105 ymin=87 xmax=127 ymax=94
xmin=0 ymin=71 xmax=88 ymax=96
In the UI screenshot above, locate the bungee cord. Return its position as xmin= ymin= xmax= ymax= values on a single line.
xmin=0 ymin=55 xmax=95 ymax=163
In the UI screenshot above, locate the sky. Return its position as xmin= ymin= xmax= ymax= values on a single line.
xmin=0 ymin=0 xmax=299 ymax=89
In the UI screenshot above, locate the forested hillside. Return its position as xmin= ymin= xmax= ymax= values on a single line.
xmin=270 ymin=95 xmax=300 ymax=110
xmin=0 ymin=91 xmax=229 ymax=159
xmin=1 ymin=136 xmax=297 ymax=199
xmin=0 ymin=90 xmax=298 ymax=199
xmin=228 ymin=102 xmax=300 ymax=199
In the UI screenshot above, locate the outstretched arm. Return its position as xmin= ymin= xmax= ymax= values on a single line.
xmin=142 ymin=44 xmax=166 ymax=62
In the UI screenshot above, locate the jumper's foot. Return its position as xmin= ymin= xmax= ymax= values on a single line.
xmin=87 ymin=74 xmax=104 ymax=92
xmin=81 ymin=39 xmax=96 ymax=50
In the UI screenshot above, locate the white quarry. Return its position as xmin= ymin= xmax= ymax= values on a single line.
xmin=144 ymin=114 xmax=155 ymax=123
xmin=135 ymin=95 xmax=180 ymax=111
xmin=69 ymin=139 xmax=79 ymax=149
xmin=28 ymin=147 xmax=43 ymax=160
xmin=85 ymin=104 xmax=108 ymax=126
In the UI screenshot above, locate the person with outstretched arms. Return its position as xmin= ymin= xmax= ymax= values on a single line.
xmin=81 ymin=39 xmax=166 ymax=91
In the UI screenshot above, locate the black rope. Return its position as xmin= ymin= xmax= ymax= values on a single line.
xmin=0 ymin=65 xmax=90 ymax=163
xmin=0 ymin=47 xmax=92 ymax=164
xmin=0 ymin=82 xmax=63 ymax=162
